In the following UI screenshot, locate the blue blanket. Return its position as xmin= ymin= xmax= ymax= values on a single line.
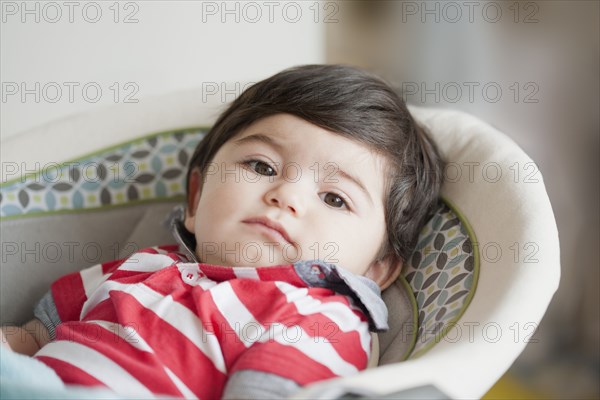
xmin=0 ymin=349 xmax=137 ymax=399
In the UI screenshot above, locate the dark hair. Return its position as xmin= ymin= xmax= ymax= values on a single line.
xmin=187 ymin=64 xmax=444 ymax=264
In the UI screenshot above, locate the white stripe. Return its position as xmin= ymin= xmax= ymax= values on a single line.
xmin=80 ymin=264 xmax=109 ymax=299
xmin=130 ymin=285 xmax=227 ymax=374
xmin=79 ymin=253 xmax=175 ymax=299
xmin=36 ymin=341 xmax=155 ymax=397
xmin=80 ymin=280 xmax=226 ymax=373
xmin=88 ymin=320 xmax=197 ymax=399
xmin=233 ymin=268 xmax=260 ymax=280
xmin=80 ymin=253 xmax=177 ymax=318
xmin=118 ymin=253 xmax=177 ymax=272
xmin=262 ymin=323 xmax=359 ymax=376
xmin=80 ymin=280 xmax=133 ymax=319
xmin=210 ymin=282 xmax=264 ymax=347
xmin=164 ymin=367 xmax=198 ymax=400
xmin=87 ymin=320 xmax=154 ymax=353
xmin=274 ymin=281 xmax=371 ymax=355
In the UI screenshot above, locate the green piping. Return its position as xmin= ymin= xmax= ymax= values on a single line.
xmin=408 ymin=195 xmax=480 ymax=359
xmin=1 ymin=125 xmax=210 ymax=188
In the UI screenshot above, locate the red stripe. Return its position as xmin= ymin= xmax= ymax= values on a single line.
xmin=291 ymin=291 xmax=369 ymax=368
xmin=81 ymin=299 xmax=118 ymax=322
xmin=139 ymin=266 xmax=188 ymax=297
xmin=255 ymin=265 xmax=307 ymax=286
xmin=198 ymin=264 xmax=237 ymax=281
xmin=200 ymin=287 xmax=249 ymax=366
xmin=161 ymin=280 xmax=250 ymax=369
xmin=36 ymin=356 xmax=106 ymax=387
xmin=107 ymin=269 xmax=153 ymax=282
xmin=156 ymin=244 xmax=179 ymax=253
xmin=228 ymin=280 xmax=289 ymax=321
xmin=129 ymin=263 xmax=247 ymax=370
xmin=52 ymin=272 xmax=86 ymax=322
xmin=231 ymin=281 xmax=369 ymax=368
xmin=231 ymin=341 xmax=343 ymax=385
xmin=54 ymin=322 xmax=183 ymax=396
xmin=295 ymin=314 xmax=368 ymax=368
xmin=111 ymin=290 xmax=227 ymax=399
xmin=101 ymin=258 xmax=127 ymax=274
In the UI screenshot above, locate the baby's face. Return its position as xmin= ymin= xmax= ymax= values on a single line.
xmin=185 ymin=113 xmax=389 ymax=279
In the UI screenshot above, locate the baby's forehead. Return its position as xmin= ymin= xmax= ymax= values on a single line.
xmin=232 ymin=116 xmax=382 ymax=154
xmin=230 ymin=128 xmax=387 ymax=168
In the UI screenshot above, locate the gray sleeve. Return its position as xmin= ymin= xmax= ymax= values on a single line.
xmin=222 ymin=370 xmax=301 ymax=400
xmin=33 ymin=290 xmax=62 ymax=341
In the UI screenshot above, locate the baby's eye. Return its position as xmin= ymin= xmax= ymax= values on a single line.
xmin=244 ymin=160 xmax=276 ymax=176
xmin=321 ymin=192 xmax=350 ymax=210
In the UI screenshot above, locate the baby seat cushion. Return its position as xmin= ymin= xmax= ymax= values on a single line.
xmin=0 ymin=127 xmax=478 ymax=365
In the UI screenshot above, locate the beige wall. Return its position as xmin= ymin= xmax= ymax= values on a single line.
xmin=1 ymin=1 xmax=326 ymax=138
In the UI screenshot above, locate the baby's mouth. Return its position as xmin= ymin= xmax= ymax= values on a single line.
xmin=242 ymin=218 xmax=293 ymax=246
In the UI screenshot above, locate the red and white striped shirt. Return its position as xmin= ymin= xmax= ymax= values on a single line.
xmin=34 ymin=245 xmax=384 ymax=399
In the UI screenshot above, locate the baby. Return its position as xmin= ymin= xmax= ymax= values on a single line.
xmin=1 ymin=64 xmax=444 ymax=399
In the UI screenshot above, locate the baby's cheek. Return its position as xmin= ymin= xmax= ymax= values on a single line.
xmin=328 ymin=223 xmax=378 ymax=272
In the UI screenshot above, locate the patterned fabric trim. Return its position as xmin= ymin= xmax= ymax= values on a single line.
xmin=0 ymin=128 xmax=207 ymax=219
xmin=404 ymin=197 xmax=480 ymax=358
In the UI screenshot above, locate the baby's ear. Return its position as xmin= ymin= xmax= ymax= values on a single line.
xmin=184 ymin=168 xmax=203 ymax=233
xmin=365 ymin=255 xmax=403 ymax=290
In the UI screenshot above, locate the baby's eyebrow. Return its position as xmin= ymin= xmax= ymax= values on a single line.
xmin=232 ymin=133 xmax=285 ymax=152
xmin=334 ymin=168 xmax=374 ymax=206
xmin=233 ymin=133 xmax=373 ymax=206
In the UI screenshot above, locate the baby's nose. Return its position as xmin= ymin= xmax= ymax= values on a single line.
xmin=265 ymin=182 xmax=306 ymax=216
